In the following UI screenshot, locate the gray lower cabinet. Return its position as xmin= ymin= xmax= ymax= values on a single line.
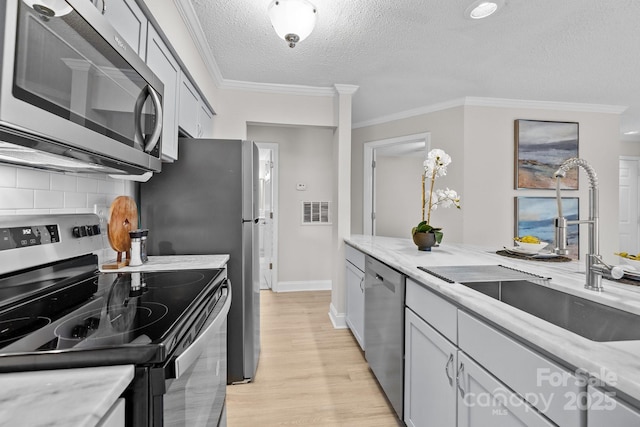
xmin=345 ymin=245 xmax=365 ymax=350
xmin=345 ymin=260 xmax=365 ymax=349
xmin=404 ymin=307 xmax=457 ymax=427
xmin=405 ymin=278 xmax=584 ymax=427
xmin=587 ymin=386 xmax=640 ymax=426
xmin=145 ymin=25 xmax=180 ymax=161
xmin=457 ymin=352 xmax=554 ymax=427
xmin=102 ymin=0 xmax=147 ymax=58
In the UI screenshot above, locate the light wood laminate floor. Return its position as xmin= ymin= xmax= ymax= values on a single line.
xmin=226 ymin=290 xmax=400 ymax=426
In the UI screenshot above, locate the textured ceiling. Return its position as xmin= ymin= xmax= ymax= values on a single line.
xmin=190 ymin=0 xmax=640 ymax=138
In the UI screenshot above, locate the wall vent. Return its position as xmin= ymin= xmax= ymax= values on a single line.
xmin=302 ymin=201 xmax=331 ymax=224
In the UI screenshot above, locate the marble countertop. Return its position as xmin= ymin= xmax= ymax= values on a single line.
xmin=99 ymin=254 xmax=230 ymax=272
xmin=346 ymin=234 xmax=640 ymax=405
xmin=0 ymin=365 xmax=133 ymax=426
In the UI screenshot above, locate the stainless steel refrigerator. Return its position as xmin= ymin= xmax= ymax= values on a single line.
xmin=139 ymin=138 xmax=260 ymax=384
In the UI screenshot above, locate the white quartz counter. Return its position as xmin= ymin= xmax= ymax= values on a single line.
xmin=346 ymin=234 xmax=640 ymax=405
xmin=99 ymin=254 xmax=229 ymax=272
xmin=0 ymin=365 xmax=133 ymax=426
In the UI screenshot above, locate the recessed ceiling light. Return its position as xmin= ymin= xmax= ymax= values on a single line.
xmin=465 ymin=0 xmax=504 ymax=20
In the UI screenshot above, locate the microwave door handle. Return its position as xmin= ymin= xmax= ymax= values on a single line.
xmin=133 ymin=85 xmax=163 ymax=153
xmin=172 ymin=283 xmax=231 ymax=379
xmin=144 ymin=86 xmax=163 ymax=153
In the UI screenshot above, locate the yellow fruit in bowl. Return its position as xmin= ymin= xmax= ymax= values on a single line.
xmin=514 ymin=235 xmax=541 ymax=244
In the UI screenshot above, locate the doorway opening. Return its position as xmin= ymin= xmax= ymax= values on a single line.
xmin=620 ymin=156 xmax=640 ymax=256
xmin=257 ymin=142 xmax=279 ymax=291
xmin=363 ymin=133 xmax=430 ymax=236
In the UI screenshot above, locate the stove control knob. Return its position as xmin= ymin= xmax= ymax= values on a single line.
xmin=87 ymin=226 xmax=94 ymax=236
xmin=72 ymin=226 xmax=81 ymax=238
xmin=92 ymin=225 xmax=101 ymax=235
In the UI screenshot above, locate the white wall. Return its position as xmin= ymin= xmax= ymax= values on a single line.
xmin=247 ymin=125 xmax=334 ymax=289
xmin=353 ymin=102 xmax=622 ymax=264
xmin=352 ymin=107 xmax=465 ymax=240
xmin=0 ymin=164 xmax=135 ymax=255
xmin=375 ymin=155 xmax=424 ymax=238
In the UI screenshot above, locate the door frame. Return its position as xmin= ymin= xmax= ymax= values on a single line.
xmin=363 ymin=132 xmax=431 ymax=236
xmin=620 ymin=155 xmax=640 ymax=256
xmin=256 ymin=142 xmax=279 ymax=292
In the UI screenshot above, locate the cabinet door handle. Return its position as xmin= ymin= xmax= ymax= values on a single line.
xmin=375 ymin=273 xmax=384 ymax=282
xmin=445 ymin=353 xmax=454 ymax=386
xmin=359 ymin=276 xmax=364 ymax=292
xmin=456 ymin=362 xmax=465 ymax=397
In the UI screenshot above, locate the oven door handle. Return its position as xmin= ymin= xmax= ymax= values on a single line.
xmin=172 ymin=281 xmax=231 ymax=379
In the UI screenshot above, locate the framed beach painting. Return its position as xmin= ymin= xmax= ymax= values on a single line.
xmin=515 ymin=120 xmax=579 ymax=190
xmin=515 ymin=196 xmax=580 ymax=259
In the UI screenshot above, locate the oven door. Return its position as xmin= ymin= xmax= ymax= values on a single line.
xmin=0 ymin=0 xmax=163 ymax=173
xmin=163 ymin=282 xmax=231 ymax=427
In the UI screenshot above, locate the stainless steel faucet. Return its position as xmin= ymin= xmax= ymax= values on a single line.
xmin=553 ymin=158 xmax=622 ymax=291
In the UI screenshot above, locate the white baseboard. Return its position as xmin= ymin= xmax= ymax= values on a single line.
xmin=328 ymin=302 xmax=348 ymax=329
xmin=275 ymin=280 xmax=332 ymax=293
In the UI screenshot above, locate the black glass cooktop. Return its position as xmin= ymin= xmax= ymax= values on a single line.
xmin=0 ymin=255 xmax=224 ymax=369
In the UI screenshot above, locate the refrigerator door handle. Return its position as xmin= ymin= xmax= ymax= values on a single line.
xmin=242 ymin=218 xmax=260 ymax=224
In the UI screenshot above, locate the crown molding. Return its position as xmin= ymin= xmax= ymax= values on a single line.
xmin=352 ymin=98 xmax=467 ymax=129
xmin=334 ymin=84 xmax=359 ymax=95
xmin=219 ymin=79 xmax=336 ymax=97
xmin=353 ymin=96 xmax=628 ymax=129
xmin=174 ymin=0 xmax=223 ymax=86
xmin=464 ymin=97 xmax=628 ymax=114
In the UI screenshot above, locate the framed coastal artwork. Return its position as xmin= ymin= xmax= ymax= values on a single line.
xmin=514 ymin=196 xmax=580 ymax=259
xmin=515 ymin=120 xmax=579 ymax=190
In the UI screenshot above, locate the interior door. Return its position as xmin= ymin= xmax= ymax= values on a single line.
xmin=259 ymin=148 xmax=274 ymax=290
xmin=619 ymin=158 xmax=640 ymax=255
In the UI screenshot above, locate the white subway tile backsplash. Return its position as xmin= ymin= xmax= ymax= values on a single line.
xmin=0 ymin=165 xmax=17 ymax=188
xmin=77 ymin=177 xmax=98 ymax=193
xmin=51 ymin=173 xmax=77 ymax=192
xmin=87 ymin=193 xmax=106 ymax=208
xmin=0 ymin=164 xmax=136 ymax=220
xmin=0 ymin=188 xmax=34 ymax=209
xmin=98 ymin=179 xmax=115 ymax=194
xmin=64 ymin=192 xmax=86 ymax=208
xmin=16 ymin=168 xmax=50 ymax=189
xmin=34 ymin=190 xmax=64 ymax=208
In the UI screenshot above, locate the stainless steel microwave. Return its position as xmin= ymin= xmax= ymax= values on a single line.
xmin=0 ymin=0 xmax=163 ymax=174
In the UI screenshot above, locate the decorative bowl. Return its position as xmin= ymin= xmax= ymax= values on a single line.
xmin=514 ymin=241 xmax=549 ymax=253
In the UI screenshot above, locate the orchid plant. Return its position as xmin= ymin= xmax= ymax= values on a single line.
xmin=411 ymin=148 xmax=461 ymax=243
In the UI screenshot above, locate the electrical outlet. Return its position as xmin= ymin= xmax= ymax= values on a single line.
xmin=296 ymin=183 xmax=307 ymax=191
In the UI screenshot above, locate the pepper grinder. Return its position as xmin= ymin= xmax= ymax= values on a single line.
xmin=140 ymin=229 xmax=149 ymax=263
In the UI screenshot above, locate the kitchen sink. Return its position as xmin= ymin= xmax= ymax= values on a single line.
xmin=461 ymin=280 xmax=640 ymax=342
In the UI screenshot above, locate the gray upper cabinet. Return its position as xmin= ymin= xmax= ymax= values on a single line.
xmin=178 ymin=73 xmax=200 ymax=138
xmin=145 ymin=25 xmax=180 ymax=161
xmin=101 ymin=0 xmax=147 ymax=58
xmin=179 ymin=71 xmax=214 ymax=138
xmin=199 ymin=102 xmax=214 ymax=138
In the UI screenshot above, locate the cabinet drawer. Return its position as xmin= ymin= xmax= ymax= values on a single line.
xmin=588 ymin=386 xmax=640 ymax=426
xmin=458 ymin=311 xmax=585 ymax=427
xmin=346 ymin=245 xmax=365 ymax=272
xmin=406 ymin=278 xmax=457 ymax=344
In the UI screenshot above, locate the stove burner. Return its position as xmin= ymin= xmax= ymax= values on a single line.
xmin=0 ymin=316 xmax=52 ymax=344
xmin=53 ymin=302 xmax=168 ymax=344
xmin=144 ymin=271 xmax=207 ymax=289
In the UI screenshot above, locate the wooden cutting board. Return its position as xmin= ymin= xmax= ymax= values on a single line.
xmin=102 ymin=196 xmax=139 ymax=269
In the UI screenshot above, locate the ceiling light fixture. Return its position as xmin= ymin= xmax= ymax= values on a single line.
xmin=624 ymin=130 xmax=639 ymax=135
xmin=267 ymin=0 xmax=317 ymax=48
xmin=465 ymin=0 xmax=504 ymax=20
xmin=22 ymin=0 xmax=72 ymax=17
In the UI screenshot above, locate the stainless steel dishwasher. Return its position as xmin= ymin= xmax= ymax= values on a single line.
xmin=364 ymin=255 xmax=405 ymax=419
